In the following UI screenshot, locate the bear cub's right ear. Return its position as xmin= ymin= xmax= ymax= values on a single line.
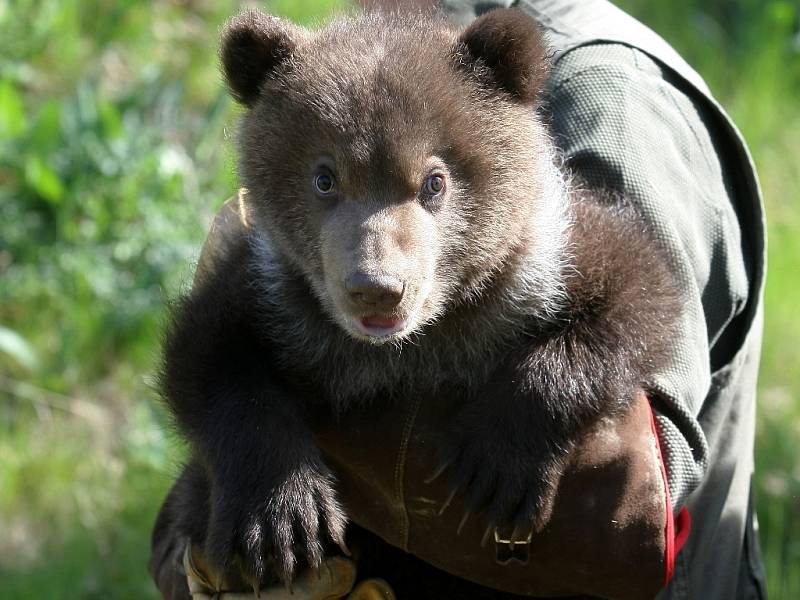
xmin=220 ymin=10 xmax=304 ymax=106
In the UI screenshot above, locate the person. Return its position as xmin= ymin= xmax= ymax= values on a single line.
xmin=501 ymin=1 xmax=767 ymax=597
xmin=150 ymin=1 xmax=767 ymax=598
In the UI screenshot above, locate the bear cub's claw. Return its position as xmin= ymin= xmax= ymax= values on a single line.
xmin=205 ymin=461 xmax=347 ymax=587
xmin=439 ymin=426 xmax=563 ymax=536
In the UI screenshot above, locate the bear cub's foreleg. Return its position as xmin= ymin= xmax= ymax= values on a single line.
xmin=161 ymin=237 xmax=348 ymax=586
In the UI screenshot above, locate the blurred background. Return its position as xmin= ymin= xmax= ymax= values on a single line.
xmin=0 ymin=0 xmax=797 ymax=597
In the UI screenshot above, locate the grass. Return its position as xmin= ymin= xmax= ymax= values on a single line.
xmin=1 ymin=0 xmax=798 ymax=597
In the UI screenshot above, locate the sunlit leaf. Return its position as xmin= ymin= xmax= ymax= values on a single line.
xmin=0 ymin=326 xmax=39 ymax=370
xmin=767 ymin=1 xmax=796 ymax=28
xmin=24 ymin=154 xmax=64 ymax=204
xmin=0 ymin=79 xmax=27 ymax=139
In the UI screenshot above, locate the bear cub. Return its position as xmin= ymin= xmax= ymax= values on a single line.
xmin=159 ymin=7 xmax=680 ymax=589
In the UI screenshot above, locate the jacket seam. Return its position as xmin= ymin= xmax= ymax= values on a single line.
xmin=393 ymin=394 xmax=422 ymax=552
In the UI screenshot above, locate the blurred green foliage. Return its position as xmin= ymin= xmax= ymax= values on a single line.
xmin=0 ymin=0 xmax=798 ymax=598
xmin=0 ymin=0 xmax=346 ymax=596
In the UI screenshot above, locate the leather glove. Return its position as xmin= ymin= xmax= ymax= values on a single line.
xmin=313 ymin=384 xmax=686 ymax=600
xmin=182 ymin=544 xmax=394 ymax=600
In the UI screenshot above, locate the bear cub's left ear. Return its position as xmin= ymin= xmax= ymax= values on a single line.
xmin=220 ymin=10 xmax=306 ymax=106
xmin=456 ymin=8 xmax=550 ymax=104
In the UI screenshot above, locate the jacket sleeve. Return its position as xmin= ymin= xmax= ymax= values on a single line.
xmin=545 ymin=42 xmax=754 ymax=509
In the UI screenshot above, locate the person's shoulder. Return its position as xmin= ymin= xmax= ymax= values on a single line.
xmin=547 ymin=42 xmax=666 ymax=99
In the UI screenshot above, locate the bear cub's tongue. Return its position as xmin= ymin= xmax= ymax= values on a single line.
xmin=361 ymin=315 xmax=400 ymax=329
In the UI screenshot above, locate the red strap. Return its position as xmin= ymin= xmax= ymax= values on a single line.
xmin=646 ymin=401 xmax=691 ymax=587
xmin=674 ymin=506 xmax=691 ymax=554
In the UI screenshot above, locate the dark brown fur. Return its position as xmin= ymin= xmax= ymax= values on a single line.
xmin=156 ymin=7 xmax=681 ymax=593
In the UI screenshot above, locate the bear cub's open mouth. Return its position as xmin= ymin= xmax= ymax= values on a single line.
xmin=354 ymin=314 xmax=408 ymax=339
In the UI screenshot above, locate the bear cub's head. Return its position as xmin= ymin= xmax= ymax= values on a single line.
xmin=222 ymin=8 xmax=568 ymax=345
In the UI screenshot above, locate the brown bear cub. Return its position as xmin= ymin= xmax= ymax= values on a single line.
xmin=159 ymin=7 xmax=680 ymax=591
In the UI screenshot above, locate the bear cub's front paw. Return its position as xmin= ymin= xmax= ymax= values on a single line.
xmin=438 ymin=427 xmax=565 ymax=538
xmin=205 ymin=461 xmax=348 ymax=587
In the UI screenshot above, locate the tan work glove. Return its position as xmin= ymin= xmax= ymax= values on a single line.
xmin=181 ymin=543 xmax=394 ymax=600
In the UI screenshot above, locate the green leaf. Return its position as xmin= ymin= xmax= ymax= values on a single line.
xmin=98 ymin=100 xmax=123 ymax=139
xmin=0 ymin=79 xmax=27 ymax=139
xmin=24 ymin=154 xmax=65 ymax=204
xmin=0 ymin=326 xmax=39 ymax=371
xmin=30 ymin=100 xmax=63 ymax=150
xmin=767 ymin=1 xmax=796 ymax=29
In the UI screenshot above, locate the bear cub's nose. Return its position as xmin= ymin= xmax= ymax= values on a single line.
xmin=346 ymin=272 xmax=405 ymax=310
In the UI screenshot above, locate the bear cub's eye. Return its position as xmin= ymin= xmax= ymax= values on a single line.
xmin=422 ymin=173 xmax=446 ymax=196
xmin=313 ymin=171 xmax=337 ymax=197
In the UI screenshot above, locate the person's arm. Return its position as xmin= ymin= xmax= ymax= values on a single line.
xmin=546 ymin=42 xmax=752 ymax=509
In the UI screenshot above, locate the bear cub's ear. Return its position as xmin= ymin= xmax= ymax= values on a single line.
xmin=220 ymin=10 xmax=304 ymax=106
xmin=456 ymin=8 xmax=550 ymax=104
